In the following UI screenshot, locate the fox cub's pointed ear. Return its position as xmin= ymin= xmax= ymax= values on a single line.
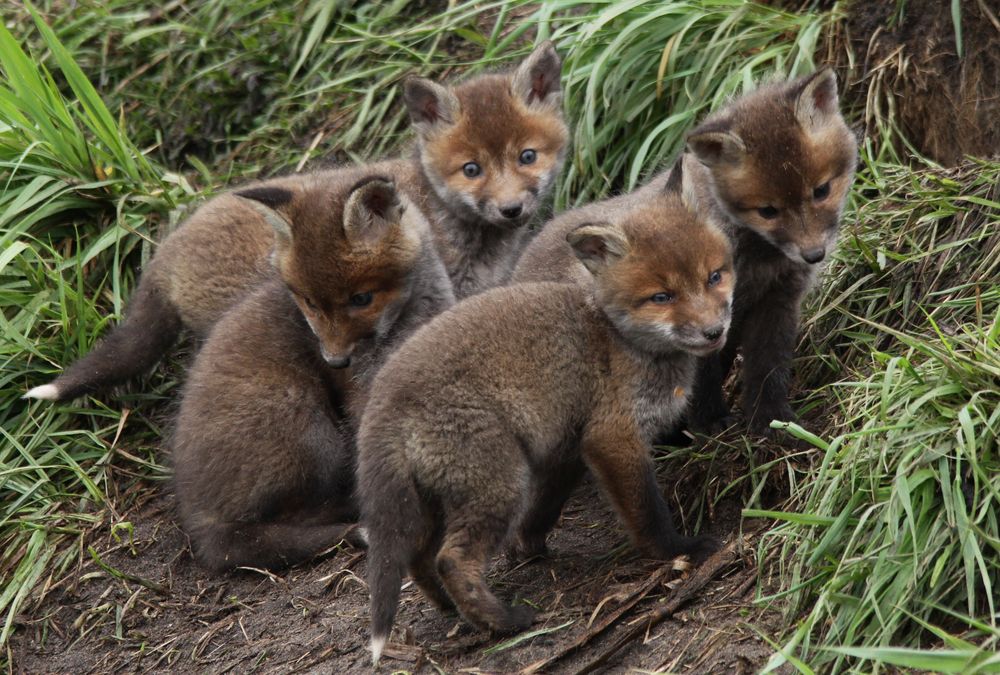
xmin=512 ymin=41 xmax=562 ymax=109
xmin=236 ymin=186 xmax=295 ymax=244
xmin=567 ymin=222 xmax=629 ymax=275
xmin=664 ymin=157 xmax=702 ymax=213
xmin=343 ymin=176 xmax=403 ymax=245
xmin=793 ymin=67 xmax=840 ymax=131
xmin=687 ymin=122 xmax=747 ymax=168
xmin=403 ymin=76 xmax=460 ymax=133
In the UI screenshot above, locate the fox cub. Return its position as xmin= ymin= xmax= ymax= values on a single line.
xmin=402 ymin=40 xmax=567 ymax=297
xmin=358 ymin=175 xmax=733 ymax=662
xmin=511 ymin=164 xmax=714 ymax=545
xmin=683 ymin=68 xmax=857 ymax=433
xmin=173 ymin=173 xmax=453 ymax=572
xmin=26 ymin=42 xmax=566 ymax=402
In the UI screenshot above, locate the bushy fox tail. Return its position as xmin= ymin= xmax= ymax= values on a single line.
xmin=360 ymin=445 xmax=429 ymax=665
xmin=25 ymin=271 xmax=182 ymax=402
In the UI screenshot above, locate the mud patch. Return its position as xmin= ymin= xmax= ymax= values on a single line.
xmin=10 ymin=439 xmax=791 ymax=674
xmin=831 ymin=0 xmax=1000 ymax=165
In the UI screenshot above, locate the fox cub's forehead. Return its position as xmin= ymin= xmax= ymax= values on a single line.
xmin=620 ymin=212 xmax=730 ymax=289
xmin=288 ymin=242 xmax=410 ymax=299
xmin=732 ymin=100 xmax=854 ymax=188
xmin=445 ymin=76 xmax=568 ymax=156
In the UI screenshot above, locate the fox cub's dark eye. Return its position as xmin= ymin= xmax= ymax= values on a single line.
xmin=519 ymin=149 xmax=537 ymax=165
xmin=349 ymin=291 xmax=373 ymax=308
xmin=757 ymin=206 xmax=780 ymax=220
xmin=813 ymin=181 xmax=831 ymax=200
xmin=462 ymin=162 xmax=482 ymax=178
xmin=650 ymin=292 xmax=675 ymax=305
xmin=707 ymin=270 xmax=723 ymax=287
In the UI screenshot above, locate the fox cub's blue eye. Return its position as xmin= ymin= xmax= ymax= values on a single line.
xmin=519 ymin=149 xmax=537 ymax=165
xmin=707 ymin=270 xmax=723 ymax=287
xmin=757 ymin=206 xmax=779 ymax=219
xmin=463 ymin=162 xmax=482 ymax=178
xmin=813 ymin=181 xmax=831 ymax=200
xmin=349 ymin=291 xmax=373 ymax=308
xmin=650 ymin=292 xmax=675 ymax=304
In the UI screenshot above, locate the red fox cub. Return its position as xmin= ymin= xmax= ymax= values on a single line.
xmin=517 ymin=69 xmax=857 ymax=434
xmin=357 ymin=178 xmax=733 ymax=662
xmin=25 ymin=42 xmax=566 ymax=402
xmin=681 ymin=68 xmax=857 ymax=433
xmin=173 ymin=173 xmax=453 ymax=572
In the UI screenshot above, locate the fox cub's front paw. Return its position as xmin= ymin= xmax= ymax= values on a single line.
xmin=747 ymin=402 xmax=796 ymax=436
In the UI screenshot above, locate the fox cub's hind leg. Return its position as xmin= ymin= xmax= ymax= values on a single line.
xmin=435 ymin=509 xmax=534 ymax=633
xmin=408 ymin=524 xmax=455 ymax=611
xmin=509 ymin=459 xmax=586 ymax=560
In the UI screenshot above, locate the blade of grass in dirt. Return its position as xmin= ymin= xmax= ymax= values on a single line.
xmin=482 ymin=620 xmax=575 ymax=655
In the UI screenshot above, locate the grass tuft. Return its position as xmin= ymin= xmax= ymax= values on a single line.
xmin=757 ymin=153 xmax=1000 ymax=672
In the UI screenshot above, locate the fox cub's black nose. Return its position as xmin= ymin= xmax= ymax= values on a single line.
xmin=702 ymin=326 xmax=724 ymax=342
xmin=802 ymin=248 xmax=826 ymax=264
xmin=500 ymin=204 xmax=523 ymax=219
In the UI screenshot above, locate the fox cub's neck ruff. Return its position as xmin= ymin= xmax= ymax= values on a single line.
xmin=403 ymin=41 xmax=568 ymax=231
xmin=686 ymin=68 xmax=857 ymax=267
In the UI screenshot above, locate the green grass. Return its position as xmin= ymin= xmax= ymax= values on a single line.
xmin=2 ymin=0 xmax=998 ymax=671
xmin=754 ymin=156 xmax=1000 ymax=672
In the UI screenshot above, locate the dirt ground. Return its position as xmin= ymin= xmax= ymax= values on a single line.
xmin=9 ymin=433 xmax=789 ymax=674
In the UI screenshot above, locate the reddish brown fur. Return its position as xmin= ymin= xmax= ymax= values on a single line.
xmin=423 ymin=73 xmax=568 ymax=210
xmin=267 ymin=176 xmax=427 ymax=364
xmin=405 ymin=41 xmax=569 ymax=296
xmin=688 ymin=69 xmax=857 ymax=263
xmin=173 ymin=172 xmax=453 ymax=573
xmin=359 ymin=184 xmax=733 ymax=661
xmin=684 ymin=69 xmax=858 ymax=432
xmin=597 ymin=200 xmax=734 ymax=344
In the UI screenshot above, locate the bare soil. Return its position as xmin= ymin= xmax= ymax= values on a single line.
xmin=9 ymin=434 xmax=792 ymax=674
xmin=832 ymin=0 xmax=1000 ymax=165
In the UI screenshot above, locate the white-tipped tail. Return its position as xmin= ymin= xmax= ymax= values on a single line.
xmin=370 ymin=635 xmax=387 ymax=666
xmin=23 ymin=383 xmax=60 ymax=401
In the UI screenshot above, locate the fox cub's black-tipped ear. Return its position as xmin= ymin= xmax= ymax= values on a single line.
xmin=664 ymin=157 xmax=701 ymax=213
xmin=403 ymin=76 xmax=460 ymax=132
xmin=343 ymin=176 xmax=403 ymax=245
xmin=567 ymin=222 xmax=629 ymax=275
xmin=236 ymin=186 xmax=293 ymax=210
xmin=512 ymin=40 xmax=562 ymax=108
xmin=687 ymin=121 xmax=747 ymax=168
xmin=792 ymin=67 xmax=840 ymax=131
xmin=236 ymin=186 xmax=294 ymax=242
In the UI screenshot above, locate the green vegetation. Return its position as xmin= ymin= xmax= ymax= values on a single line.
xmin=759 ymin=158 xmax=1000 ymax=672
xmin=2 ymin=0 xmax=996 ymax=671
